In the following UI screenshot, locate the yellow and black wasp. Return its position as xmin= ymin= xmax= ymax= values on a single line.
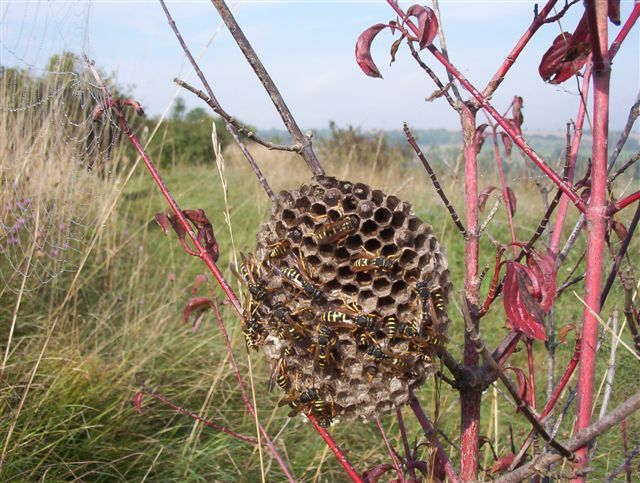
xmin=278 ymin=387 xmax=335 ymax=426
xmin=351 ymin=247 xmax=400 ymax=272
xmin=314 ymin=214 xmax=359 ymax=245
xmin=268 ymin=356 xmax=290 ymax=392
xmin=274 ymin=255 xmax=324 ymax=300
xmin=414 ymin=281 xmax=446 ymax=344
xmin=231 ymin=252 xmax=269 ymax=301
xmin=321 ymin=299 xmax=378 ymax=332
xmin=266 ymin=239 xmax=291 ymax=259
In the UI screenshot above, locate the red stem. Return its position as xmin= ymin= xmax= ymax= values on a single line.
xmin=385 ymin=0 xmax=586 ymax=213
xmin=490 ymin=124 xmax=518 ymax=254
xmin=459 ymin=104 xmax=482 ymax=480
xmin=140 ymin=389 xmax=259 ymax=445
xmin=307 ymin=414 xmax=364 ymax=483
xmin=573 ymin=1 xmax=611 ymax=479
xmin=549 ymin=63 xmax=592 ymax=255
xmin=375 ymin=418 xmax=405 ymax=482
xmin=609 ymin=193 xmax=640 ymax=215
xmin=609 ymin=2 xmax=640 ymax=59
xmin=541 ymin=335 xmax=581 ymax=420
xmin=525 ymin=339 xmax=537 ymax=411
xmin=409 ymin=398 xmax=460 ymax=482
xmin=481 ymin=0 xmax=559 ymax=99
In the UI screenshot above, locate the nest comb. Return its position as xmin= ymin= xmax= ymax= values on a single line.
xmin=240 ymin=176 xmax=452 ymax=424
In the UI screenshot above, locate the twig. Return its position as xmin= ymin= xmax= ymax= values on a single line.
xmin=431 ymin=0 xmax=463 ymax=104
xmin=495 ymin=389 xmax=640 ymax=482
xmin=600 ymin=202 xmax=640 ymax=308
xmin=606 ymin=441 xmax=640 ymax=483
xmin=608 ymin=152 xmax=640 ymax=185
xmin=139 ymin=387 xmax=259 ymax=446
xmin=478 ymin=197 xmax=501 ymax=237
xmin=557 ymin=274 xmax=586 ymax=296
xmin=174 ymin=78 xmax=302 ymax=154
xmin=623 ymin=285 xmax=640 ymax=356
xmin=408 ymin=42 xmax=458 ymax=111
xmin=460 ymin=292 xmax=574 ymax=460
xmin=306 ymin=414 xmax=364 ymax=483
xmin=396 ymin=408 xmax=418 ymax=481
xmin=158 ymin=0 xmax=275 ymax=200
xmin=210 ymin=0 xmax=324 ymax=176
xmin=403 ymin=123 xmax=468 ymax=238
xmin=598 ymin=311 xmax=620 ymax=421
xmin=375 ymin=418 xmax=405 ymax=482
xmin=409 ymin=398 xmax=460 ymax=482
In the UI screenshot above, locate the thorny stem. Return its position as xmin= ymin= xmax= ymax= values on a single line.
xmin=495 ymin=389 xmax=640 ymax=483
xmin=396 ymin=408 xmax=417 ymax=481
xmin=403 ymin=123 xmax=468 ymax=237
xmin=139 ymin=388 xmax=259 ymax=445
xmin=375 ymin=418 xmax=405 ymax=482
xmin=386 ymin=0 xmax=587 ymax=213
xmin=158 ymin=0 xmax=275 ymax=200
xmin=210 ymin=0 xmax=324 ymax=176
xmin=306 ymin=415 xmax=364 ymax=483
xmin=409 ymin=398 xmax=460 ymax=482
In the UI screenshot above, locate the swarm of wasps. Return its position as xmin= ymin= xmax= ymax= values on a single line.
xmin=234 ymin=177 xmax=452 ymax=425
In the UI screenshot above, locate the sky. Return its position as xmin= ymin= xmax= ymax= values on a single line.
xmin=1 ymin=0 xmax=639 ymax=133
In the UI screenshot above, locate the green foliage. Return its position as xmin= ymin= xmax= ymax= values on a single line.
xmin=317 ymin=121 xmax=413 ymax=169
xmin=146 ymin=97 xmax=231 ymax=167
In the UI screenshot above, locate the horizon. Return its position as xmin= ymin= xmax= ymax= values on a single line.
xmin=1 ymin=1 xmax=638 ymax=133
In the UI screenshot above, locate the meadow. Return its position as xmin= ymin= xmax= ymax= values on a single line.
xmin=1 ymin=64 xmax=639 ymax=482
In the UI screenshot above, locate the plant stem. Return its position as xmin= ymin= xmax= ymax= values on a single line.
xmin=573 ymin=2 xmax=611 ymax=479
xmin=210 ymin=0 xmax=324 ymax=176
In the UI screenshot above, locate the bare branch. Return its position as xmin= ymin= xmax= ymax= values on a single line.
xmin=408 ymin=41 xmax=458 ymax=112
xmin=495 ymin=389 xmax=640 ymax=482
xmin=210 ymin=0 xmax=324 ymax=176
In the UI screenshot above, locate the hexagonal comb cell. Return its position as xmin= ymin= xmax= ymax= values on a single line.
xmin=244 ymin=176 xmax=452 ymax=424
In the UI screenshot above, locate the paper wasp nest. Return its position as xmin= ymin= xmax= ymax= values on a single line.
xmin=242 ymin=176 xmax=452 ymax=424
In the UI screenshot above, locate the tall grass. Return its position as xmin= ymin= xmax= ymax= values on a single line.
xmin=1 ymin=67 xmax=638 ymax=480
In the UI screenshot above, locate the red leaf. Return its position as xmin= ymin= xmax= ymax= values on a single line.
xmin=474 ymin=124 xmax=490 ymax=154
xmin=526 ymin=250 xmax=557 ymax=313
xmin=505 ymin=366 xmax=529 ymax=410
xmin=479 ymin=186 xmax=497 ymax=211
xmin=356 ymin=24 xmax=388 ymax=78
xmin=488 ymin=453 xmax=517 ymax=474
xmin=500 ymin=132 xmax=513 ymax=158
xmin=503 ymin=261 xmax=547 ymax=340
xmin=134 ymin=391 xmax=144 ymax=414
xmin=155 ymin=213 xmax=170 ymax=235
xmin=123 ymin=98 xmax=145 ymax=116
xmin=611 ymin=220 xmax=628 ymax=242
xmin=192 ymin=273 xmax=208 ymax=295
xmin=362 ymin=463 xmax=394 ymax=482
xmin=539 ymin=14 xmax=590 ymax=84
xmin=406 ymin=5 xmax=439 ymax=49
xmin=506 ymin=187 xmax=517 ymax=217
xmin=609 ymin=0 xmax=621 ymax=25
xmin=183 ymin=297 xmax=214 ymax=327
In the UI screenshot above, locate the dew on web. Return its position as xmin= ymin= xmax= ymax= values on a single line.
xmin=1 ymin=2 xmax=129 ymax=294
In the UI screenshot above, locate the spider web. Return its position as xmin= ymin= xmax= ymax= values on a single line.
xmin=1 ymin=1 xmax=125 ymax=293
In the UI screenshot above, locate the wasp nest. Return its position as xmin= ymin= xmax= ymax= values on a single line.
xmin=239 ymin=176 xmax=452 ymax=424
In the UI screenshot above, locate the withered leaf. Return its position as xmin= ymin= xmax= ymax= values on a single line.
xmin=503 ymin=261 xmax=547 ymax=341
xmin=356 ymin=24 xmax=389 ymax=78
xmin=406 ymin=4 xmax=439 ymax=49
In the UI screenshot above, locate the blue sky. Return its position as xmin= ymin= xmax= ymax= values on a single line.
xmin=2 ymin=1 xmax=639 ymax=132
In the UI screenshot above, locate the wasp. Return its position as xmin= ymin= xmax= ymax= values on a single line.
xmin=231 ymin=252 xmax=269 ymax=301
xmin=384 ymin=315 xmax=399 ymax=337
xmin=314 ymin=215 xmax=358 ymax=244
xmin=414 ymin=282 xmax=446 ymax=340
xmin=312 ymin=326 xmax=339 ymax=372
xmin=351 ymin=247 xmax=400 ymax=272
xmin=268 ymin=357 xmax=290 ymax=392
xmin=279 ymin=387 xmax=333 ymax=425
xmin=273 ymin=302 xmax=312 ymax=345
xmin=242 ymin=314 xmax=266 ymax=352
xmin=321 ymin=299 xmax=378 ymax=332
xmin=266 ymin=239 xmax=290 ymax=259
xmin=275 ymin=254 xmax=323 ymax=300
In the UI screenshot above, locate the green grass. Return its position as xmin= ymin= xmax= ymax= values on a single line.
xmin=2 ymin=104 xmax=640 ymax=481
